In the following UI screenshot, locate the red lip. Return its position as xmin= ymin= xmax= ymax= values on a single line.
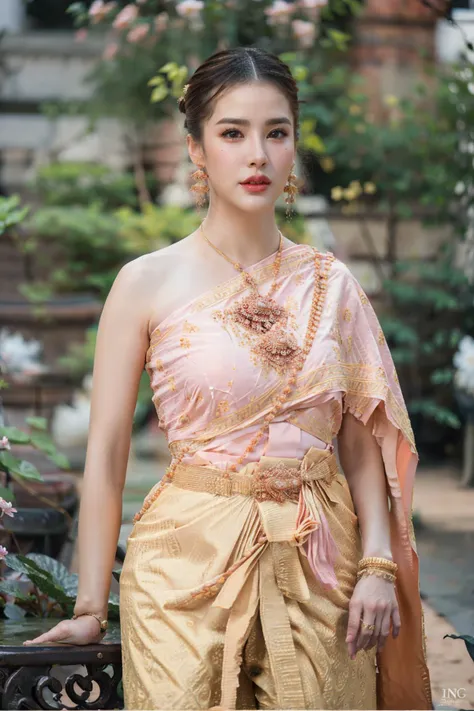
xmin=240 ymin=175 xmax=271 ymax=185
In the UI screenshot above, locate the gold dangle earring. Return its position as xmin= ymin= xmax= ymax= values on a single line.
xmin=284 ymin=163 xmax=298 ymax=217
xmin=190 ymin=167 xmax=209 ymax=209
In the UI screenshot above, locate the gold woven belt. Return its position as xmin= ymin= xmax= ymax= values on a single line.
xmin=171 ymin=448 xmax=340 ymax=504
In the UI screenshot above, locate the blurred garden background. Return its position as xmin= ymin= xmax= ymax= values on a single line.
xmin=0 ymin=0 xmax=474 ymax=709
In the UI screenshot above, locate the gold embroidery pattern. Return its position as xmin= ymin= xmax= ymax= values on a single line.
xmin=174 ymin=362 xmax=415 ymax=454
xmin=180 ymin=337 xmax=191 ymax=350
xmin=183 ymin=320 xmax=199 ymax=334
xmin=378 ymin=329 xmax=386 ymax=346
xmin=343 ymin=308 xmax=352 ymax=322
xmin=146 ymin=247 xmax=313 ymax=368
xmin=253 ymin=463 xmax=301 ymax=503
xmin=216 ymin=400 xmax=230 ymax=417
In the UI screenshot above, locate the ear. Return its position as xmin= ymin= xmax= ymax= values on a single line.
xmin=187 ymin=134 xmax=205 ymax=169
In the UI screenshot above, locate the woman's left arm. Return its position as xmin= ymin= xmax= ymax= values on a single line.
xmin=338 ymin=410 xmax=401 ymax=660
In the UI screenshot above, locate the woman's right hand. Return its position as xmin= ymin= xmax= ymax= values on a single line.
xmin=22 ymin=616 xmax=104 ymax=647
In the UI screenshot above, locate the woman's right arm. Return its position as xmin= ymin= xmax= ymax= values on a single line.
xmin=23 ymin=257 xmax=155 ymax=645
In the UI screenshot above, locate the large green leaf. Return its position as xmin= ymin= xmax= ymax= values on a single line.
xmin=0 ymin=451 xmax=43 ymax=480
xmin=0 ymin=426 xmax=30 ymax=444
xmin=4 ymin=555 xmax=75 ymax=607
xmin=26 ymin=554 xmax=79 ymax=597
xmin=17 ymin=460 xmax=43 ymax=481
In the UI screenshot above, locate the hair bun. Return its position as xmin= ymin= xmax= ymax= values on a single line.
xmin=177 ymin=83 xmax=189 ymax=114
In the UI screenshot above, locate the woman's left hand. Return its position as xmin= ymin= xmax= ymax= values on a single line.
xmin=345 ymin=575 xmax=400 ymax=660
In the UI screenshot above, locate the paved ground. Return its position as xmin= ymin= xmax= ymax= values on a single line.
xmin=72 ymin=442 xmax=474 ymax=709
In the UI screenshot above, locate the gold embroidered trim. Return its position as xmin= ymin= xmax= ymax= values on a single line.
xmin=171 ymin=453 xmax=339 ymax=500
xmin=194 ymin=246 xmax=314 ymax=312
xmin=171 ymin=362 xmax=415 ymax=454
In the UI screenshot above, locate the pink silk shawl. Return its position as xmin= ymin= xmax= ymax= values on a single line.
xmin=145 ymin=243 xmax=432 ymax=710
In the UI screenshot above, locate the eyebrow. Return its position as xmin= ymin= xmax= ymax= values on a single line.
xmin=215 ymin=117 xmax=292 ymax=127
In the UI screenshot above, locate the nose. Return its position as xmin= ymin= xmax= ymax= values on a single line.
xmin=248 ymin=136 xmax=268 ymax=169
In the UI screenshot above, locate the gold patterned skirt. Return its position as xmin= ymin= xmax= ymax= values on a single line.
xmin=119 ymin=448 xmax=377 ymax=710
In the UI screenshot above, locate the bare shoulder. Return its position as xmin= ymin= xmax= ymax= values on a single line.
xmin=115 ymin=237 xmax=194 ymax=297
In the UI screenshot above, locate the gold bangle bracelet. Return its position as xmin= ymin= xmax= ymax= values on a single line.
xmin=358 ymin=556 xmax=397 ymax=571
xmin=357 ymin=569 xmax=396 ymax=583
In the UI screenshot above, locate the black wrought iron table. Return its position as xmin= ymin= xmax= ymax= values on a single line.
xmin=0 ymin=619 xmax=123 ymax=710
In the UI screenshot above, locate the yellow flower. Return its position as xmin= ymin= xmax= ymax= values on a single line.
xmin=384 ymin=94 xmax=399 ymax=107
xmin=349 ymin=104 xmax=362 ymax=116
xmin=331 ymin=186 xmax=344 ymax=201
xmin=344 ymin=188 xmax=357 ymax=201
xmin=320 ymin=156 xmax=335 ymax=173
xmin=348 ymin=181 xmax=362 ymax=197
xmin=364 ymin=182 xmax=377 ymax=194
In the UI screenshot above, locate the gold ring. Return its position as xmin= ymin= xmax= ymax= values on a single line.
xmin=360 ymin=620 xmax=375 ymax=631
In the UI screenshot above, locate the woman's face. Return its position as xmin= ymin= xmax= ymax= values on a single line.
xmin=188 ymin=81 xmax=296 ymax=213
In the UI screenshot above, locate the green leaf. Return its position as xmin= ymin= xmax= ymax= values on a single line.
xmin=147 ymin=75 xmax=165 ymax=88
xmin=0 ymin=581 xmax=31 ymax=601
xmin=0 ymin=486 xmax=15 ymax=503
xmin=1 ymin=452 xmax=43 ymax=481
xmin=30 ymin=432 xmax=57 ymax=456
xmin=0 ymin=427 xmax=31 ymax=444
xmin=47 ymin=451 xmax=71 ymax=470
xmin=11 ymin=459 xmax=43 ymax=481
xmin=151 ymin=85 xmax=168 ymax=104
xmin=0 ymin=451 xmax=22 ymax=475
xmin=4 ymin=555 xmax=75 ymax=607
xmin=25 ymin=416 xmax=48 ymax=431
xmin=26 ymin=554 xmax=79 ymax=597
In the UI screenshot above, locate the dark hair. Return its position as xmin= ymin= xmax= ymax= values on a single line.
xmin=178 ymin=47 xmax=300 ymax=142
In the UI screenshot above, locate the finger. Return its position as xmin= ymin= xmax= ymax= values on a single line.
xmin=358 ymin=609 xmax=376 ymax=652
xmin=23 ymin=622 xmax=72 ymax=646
xmin=346 ymin=600 xmax=362 ymax=659
xmin=367 ymin=607 xmax=384 ymax=650
xmin=377 ymin=608 xmax=392 ymax=652
xmin=391 ymin=605 xmax=401 ymax=638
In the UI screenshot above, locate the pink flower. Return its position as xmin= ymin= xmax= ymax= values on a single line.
xmin=0 ymin=499 xmax=17 ymax=518
xmin=264 ymin=1 xmax=294 ymax=26
xmin=176 ymin=0 xmax=204 ymax=19
xmin=154 ymin=12 xmax=169 ymax=33
xmin=103 ymin=42 xmax=119 ymax=60
xmin=127 ymin=23 xmax=149 ymax=43
xmin=299 ymin=0 xmax=327 ymax=19
xmin=113 ymin=3 xmax=139 ymax=30
xmin=0 ymin=546 xmax=8 ymax=561
xmin=89 ymin=0 xmax=117 ymax=24
xmin=0 ymin=436 xmax=10 ymax=450
xmin=292 ymin=19 xmax=316 ymax=47
xmin=75 ymin=28 xmax=88 ymax=43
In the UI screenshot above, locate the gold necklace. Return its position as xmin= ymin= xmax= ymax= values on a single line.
xmin=200 ymin=223 xmax=302 ymax=373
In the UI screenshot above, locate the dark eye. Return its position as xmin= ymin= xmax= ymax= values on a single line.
xmin=269 ymin=128 xmax=288 ymax=139
xmin=221 ymin=129 xmax=242 ymax=139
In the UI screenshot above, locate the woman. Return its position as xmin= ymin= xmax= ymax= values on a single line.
xmin=24 ymin=47 xmax=432 ymax=710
